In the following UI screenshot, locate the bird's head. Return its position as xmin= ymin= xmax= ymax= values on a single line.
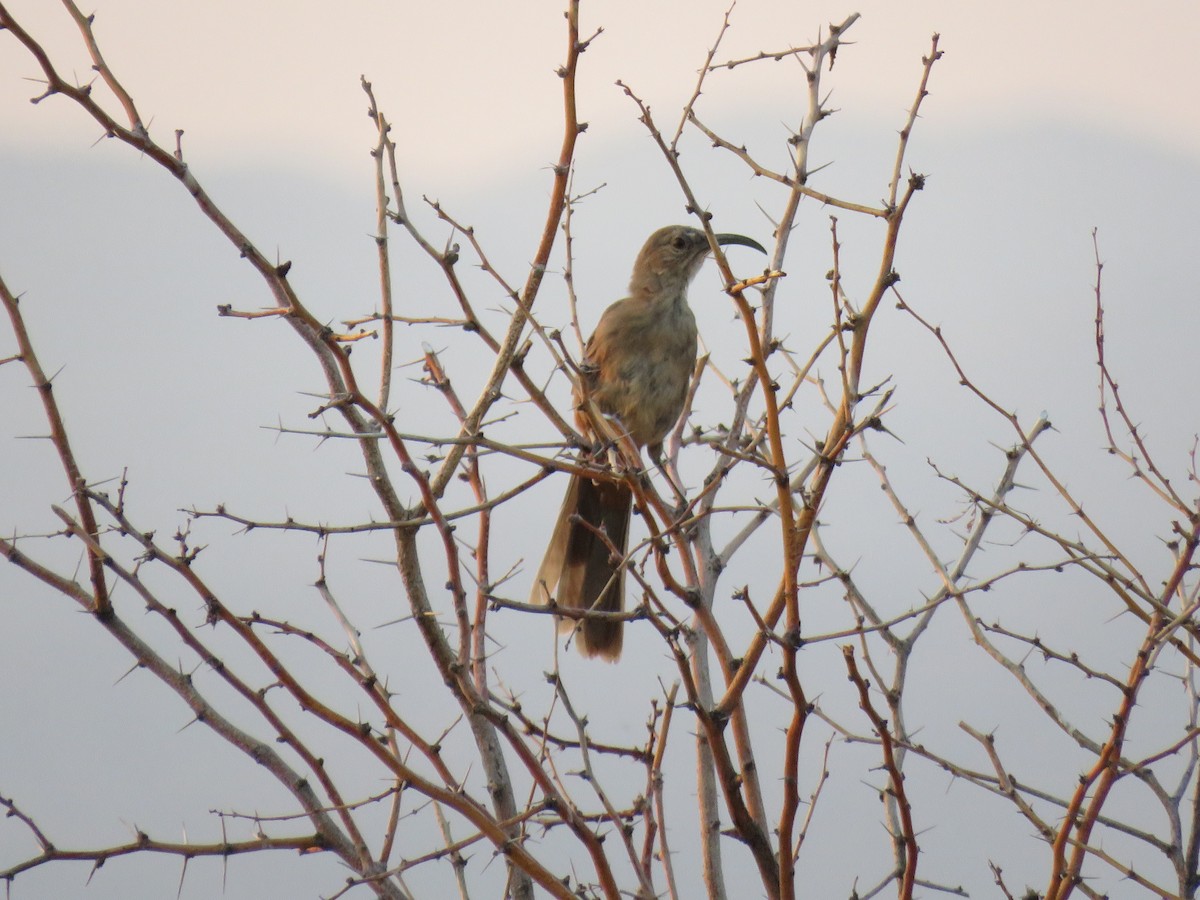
xmin=629 ymin=225 xmax=766 ymax=298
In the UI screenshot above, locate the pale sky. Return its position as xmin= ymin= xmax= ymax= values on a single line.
xmin=2 ymin=3 xmax=1199 ymax=898
xmin=4 ymin=1 xmax=1198 ymax=175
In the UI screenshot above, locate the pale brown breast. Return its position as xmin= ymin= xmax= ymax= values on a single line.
xmin=576 ymin=293 xmax=698 ymax=450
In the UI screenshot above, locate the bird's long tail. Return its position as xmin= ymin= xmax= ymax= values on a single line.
xmin=530 ymin=474 xmax=631 ymax=660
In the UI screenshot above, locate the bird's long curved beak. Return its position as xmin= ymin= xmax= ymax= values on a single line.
xmin=714 ymin=233 xmax=768 ymax=255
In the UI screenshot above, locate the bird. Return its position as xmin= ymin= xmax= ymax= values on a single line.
xmin=531 ymin=224 xmax=767 ymax=660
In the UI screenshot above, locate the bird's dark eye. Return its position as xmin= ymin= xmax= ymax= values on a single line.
xmin=671 ymin=236 xmax=688 ymax=250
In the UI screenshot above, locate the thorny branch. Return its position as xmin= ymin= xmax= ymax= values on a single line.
xmin=2 ymin=4 xmax=1197 ymax=900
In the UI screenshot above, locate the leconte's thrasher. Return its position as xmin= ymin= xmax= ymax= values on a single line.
xmin=531 ymin=224 xmax=767 ymax=660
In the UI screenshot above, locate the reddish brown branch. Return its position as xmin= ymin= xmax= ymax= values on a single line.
xmin=0 ymin=276 xmax=111 ymax=618
xmin=844 ymin=646 xmax=919 ymax=899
